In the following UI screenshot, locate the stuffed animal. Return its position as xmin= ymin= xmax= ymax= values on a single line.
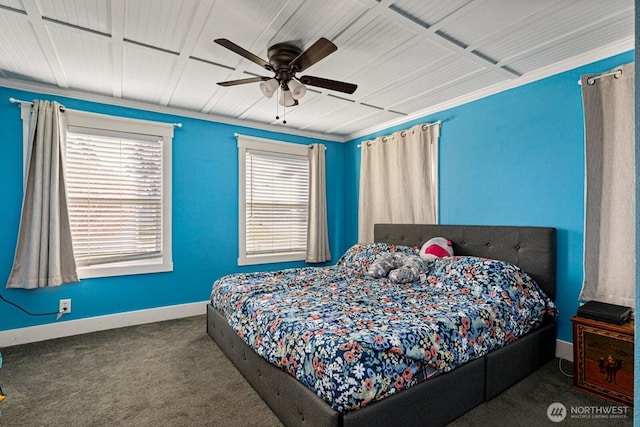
xmin=419 ymin=237 xmax=454 ymax=261
xmin=366 ymin=252 xmax=428 ymax=283
xmin=366 ymin=237 xmax=454 ymax=283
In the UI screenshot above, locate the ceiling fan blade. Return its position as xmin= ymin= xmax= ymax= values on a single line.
xmin=289 ymin=38 xmax=337 ymax=72
xmin=299 ymin=75 xmax=357 ymax=94
xmin=217 ymin=76 xmax=269 ymax=87
xmin=214 ymin=38 xmax=273 ymax=71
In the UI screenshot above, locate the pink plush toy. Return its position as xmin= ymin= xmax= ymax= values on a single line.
xmin=419 ymin=237 xmax=454 ymax=261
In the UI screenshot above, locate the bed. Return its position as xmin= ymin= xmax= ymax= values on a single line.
xmin=207 ymin=224 xmax=557 ymax=426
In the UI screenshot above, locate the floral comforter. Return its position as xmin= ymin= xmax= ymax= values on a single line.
xmin=210 ymin=243 xmax=558 ymax=413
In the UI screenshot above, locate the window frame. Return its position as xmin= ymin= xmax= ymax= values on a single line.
xmin=237 ymin=134 xmax=309 ymax=266
xmin=21 ymin=105 xmax=173 ymax=279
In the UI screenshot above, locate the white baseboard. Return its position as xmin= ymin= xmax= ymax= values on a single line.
xmin=0 ymin=300 xmax=209 ymax=347
xmin=556 ymin=339 xmax=573 ymax=362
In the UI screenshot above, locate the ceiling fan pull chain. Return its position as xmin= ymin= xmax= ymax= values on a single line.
xmin=282 ymin=89 xmax=287 ymax=124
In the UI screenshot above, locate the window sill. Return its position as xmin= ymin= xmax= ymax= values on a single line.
xmin=77 ymin=259 xmax=173 ymax=279
xmin=238 ymin=252 xmax=305 ymax=266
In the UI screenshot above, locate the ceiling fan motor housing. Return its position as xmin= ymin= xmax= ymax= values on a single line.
xmin=267 ymin=43 xmax=302 ymax=71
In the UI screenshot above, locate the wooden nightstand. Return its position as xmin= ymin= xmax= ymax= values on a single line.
xmin=571 ymin=316 xmax=634 ymax=407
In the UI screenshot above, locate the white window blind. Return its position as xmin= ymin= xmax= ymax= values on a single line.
xmin=245 ymin=149 xmax=309 ymax=255
xmin=237 ymin=135 xmax=309 ymax=265
xmin=19 ymin=106 xmax=173 ymax=279
xmin=65 ymin=130 xmax=163 ymax=267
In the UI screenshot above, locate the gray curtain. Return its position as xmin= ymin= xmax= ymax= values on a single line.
xmin=580 ymin=63 xmax=635 ymax=307
xmin=358 ymin=123 xmax=439 ymax=243
xmin=306 ymin=143 xmax=331 ymax=263
xmin=7 ymin=100 xmax=78 ymax=289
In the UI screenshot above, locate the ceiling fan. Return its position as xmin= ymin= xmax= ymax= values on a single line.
xmin=214 ymin=37 xmax=357 ymax=108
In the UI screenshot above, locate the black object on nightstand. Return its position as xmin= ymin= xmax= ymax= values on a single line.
xmin=577 ymin=300 xmax=632 ymax=325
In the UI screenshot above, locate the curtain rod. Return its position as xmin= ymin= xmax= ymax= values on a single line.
xmin=357 ymin=120 xmax=441 ymax=148
xmin=235 ymin=132 xmax=326 ymax=149
xmin=8 ymin=97 xmax=183 ymax=128
xmin=577 ymin=68 xmax=623 ymax=86
xmin=9 ymin=96 xmax=66 ymax=111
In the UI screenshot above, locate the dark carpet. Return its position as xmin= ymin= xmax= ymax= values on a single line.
xmin=0 ymin=315 xmax=633 ymax=426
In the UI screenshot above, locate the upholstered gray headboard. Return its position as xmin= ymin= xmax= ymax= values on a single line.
xmin=374 ymin=224 xmax=557 ymax=300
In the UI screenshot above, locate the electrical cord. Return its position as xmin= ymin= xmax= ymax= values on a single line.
xmin=558 ymin=357 xmax=574 ymax=378
xmin=0 ymin=293 xmax=58 ymax=316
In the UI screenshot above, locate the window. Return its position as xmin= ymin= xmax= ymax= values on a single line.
xmin=21 ymin=106 xmax=173 ymax=279
xmin=237 ymin=134 xmax=309 ymax=266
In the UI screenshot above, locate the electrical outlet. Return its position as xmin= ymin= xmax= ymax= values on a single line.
xmin=59 ymin=299 xmax=71 ymax=315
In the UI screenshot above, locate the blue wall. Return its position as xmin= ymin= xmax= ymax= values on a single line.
xmin=0 ymin=87 xmax=344 ymax=332
xmin=1 ymin=50 xmax=634 ymax=345
xmin=345 ymin=51 xmax=635 ymax=343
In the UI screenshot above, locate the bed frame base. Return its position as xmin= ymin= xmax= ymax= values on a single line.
xmin=207 ymin=305 xmax=339 ymax=426
xmin=207 ymin=224 xmax=557 ymax=426
xmin=485 ymin=321 xmax=556 ymax=400
xmin=207 ymin=305 xmax=556 ymax=427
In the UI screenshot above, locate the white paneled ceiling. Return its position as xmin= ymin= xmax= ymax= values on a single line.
xmin=0 ymin=0 xmax=634 ymax=140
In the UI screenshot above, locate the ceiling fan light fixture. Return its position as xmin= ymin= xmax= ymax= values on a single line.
xmin=278 ymin=88 xmax=296 ymax=107
xmin=287 ymin=79 xmax=307 ymax=100
xmin=215 ymin=37 xmax=357 ymax=110
xmin=259 ymin=78 xmax=278 ymax=98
